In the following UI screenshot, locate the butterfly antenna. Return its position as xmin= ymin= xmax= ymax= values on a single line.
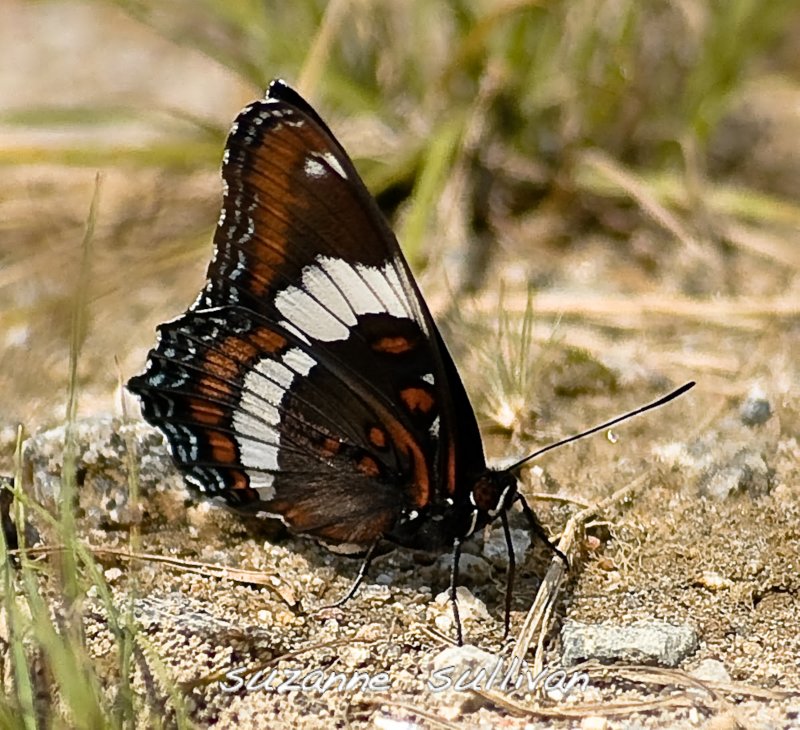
xmin=507 ymin=381 xmax=696 ymax=474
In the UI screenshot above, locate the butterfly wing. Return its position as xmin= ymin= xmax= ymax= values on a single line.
xmin=128 ymin=80 xmax=486 ymax=549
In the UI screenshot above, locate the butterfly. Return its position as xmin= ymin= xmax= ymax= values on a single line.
xmin=128 ymin=80 xmax=693 ymax=644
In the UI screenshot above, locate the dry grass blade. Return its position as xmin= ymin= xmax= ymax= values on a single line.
xmin=528 ymin=493 xmax=592 ymax=509
xmin=590 ymin=662 xmax=800 ymax=702
xmin=297 ymin=0 xmax=350 ymax=95
xmin=418 ymin=624 xmax=459 ymax=648
xmin=512 ymin=472 xmax=650 ymax=666
xmin=15 ymin=544 xmax=298 ymax=606
xmin=719 ymin=220 xmax=800 ymax=271
xmin=486 ymin=291 xmax=799 ymax=327
xmin=579 ymin=149 xmax=704 ymax=257
xmin=475 ymin=658 xmax=796 ymax=720
xmin=1 ymin=430 xmax=37 ymax=730
xmin=475 ymin=690 xmax=700 ymax=719
xmin=94 ymin=547 xmax=299 ymax=606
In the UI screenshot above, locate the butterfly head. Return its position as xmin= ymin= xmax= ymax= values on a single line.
xmin=469 ymin=468 xmax=518 ymax=521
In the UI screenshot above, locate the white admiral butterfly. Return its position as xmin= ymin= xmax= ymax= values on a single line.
xmin=128 ymin=80 xmax=694 ymax=644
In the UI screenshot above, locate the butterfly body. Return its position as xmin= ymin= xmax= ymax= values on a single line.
xmin=128 ymin=80 xmax=553 ymax=641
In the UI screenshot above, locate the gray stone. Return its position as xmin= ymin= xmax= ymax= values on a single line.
xmin=739 ymin=385 xmax=772 ymax=426
xmin=22 ymin=417 xmax=189 ymax=530
xmin=655 ymin=435 xmax=773 ymax=500
xmin=433 ymin=552 xmax=492 ymax=584
xmin=561 ymin=619 xmax=698 ymax=667
xmin=482 ymin=525 xmax=532 ymax=567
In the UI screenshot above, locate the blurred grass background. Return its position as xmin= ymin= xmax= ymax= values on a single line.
xmin=1 ymin=0 xmax=800 ymax=725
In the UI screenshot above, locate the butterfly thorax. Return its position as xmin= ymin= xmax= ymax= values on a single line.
xmin=384 ymin=469 xmax=518 ymax=552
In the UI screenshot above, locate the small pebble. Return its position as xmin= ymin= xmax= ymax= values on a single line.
xmin=696 ymin=571 xmax=734 ymax=591
xmin=580 ymin=717 xmax=607 ymax=730
xmin=429 ymin=644 xmax=496 ymax=717
xmin=691 ymin=658 xmax=731 ymax=684
xmin=739 ymin=385 xmax=772 ymax=426
xmin=104 ymin=567 xmax=123 ymax=582
xmin=428 ymin=587 xmax=491 ymax=633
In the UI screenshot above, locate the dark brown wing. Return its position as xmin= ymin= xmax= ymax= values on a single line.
xmin=128 ymin=80 xmax=486 ymax=548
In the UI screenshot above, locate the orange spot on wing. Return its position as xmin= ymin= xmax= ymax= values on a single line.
xmin=320 ymin=437 xmax=341 ymax=457
xmin=447 ymin=442 xmax=457 ymax=496
xmin=227 ymin=471 xmax=259 ymax=503
xmin=241 ymin=133 xmax=310 ymax=295
xmin=208 ymin=431 xmax=237 ymax=462
xmin=357 ymin=456 xmax=380 ymax=477
xmin=372 ymin=336 xmax=413 ymax=354
xmin=400 ymin=387 xmax=435 ymax=414
xmin=330 ymin=372 xmax=432 ymax=508
xmin=251 ymin=327 xmax=288 ymax=353
xmin=203 ymin=345 xmax=247 ymax=380
xmin=197 ymin=376 xmax=234 ymax=399
xmin=368 ymin=426 xmax=387 ymax=449
xmin=188 ymin=399 xmax=226 ymax=425
xmin=380 ymin=418 xmax=430 ymax=508
xmin=200 ymin=329 xmax=286 ymax=384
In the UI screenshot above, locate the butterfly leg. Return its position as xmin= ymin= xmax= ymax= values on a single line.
xmin=500 ymin=510 xmax=516 ymax=639
xmin=319 ymin=539 xmax=380 ymax=610
xmin=449 ymin=537 xmax=464 ymax=646
xmin=518 ymin=495 xmax=569 ymax=568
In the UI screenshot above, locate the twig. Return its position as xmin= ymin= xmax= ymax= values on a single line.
xmin=475 ymin=661 xmax=798 ymax=720
xmin=477 ymin=690 xmax=699 ymax=719
xmin=12 ymin=543 xmax=297 ymax=606
xmin=528 ymin=492 xmax=592 ymax=509
xmin=592 ymin=662 xmax=799 ymax=702
xmin=580 ymin=149 xmax=705 ymax=257
xmin=490 ymin=291 xmax=799 ymax=324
